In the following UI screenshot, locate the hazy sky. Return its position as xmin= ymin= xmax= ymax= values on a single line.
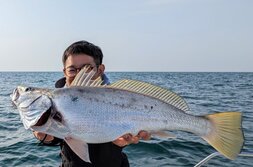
xmin=0 ymin=0 xmax=252 ymax=72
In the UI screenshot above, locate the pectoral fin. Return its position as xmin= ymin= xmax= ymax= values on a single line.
xmin=151 ymin=131 xmax=176 ymax=139
xmin=64 ymin=137 xmax=90 ymax=163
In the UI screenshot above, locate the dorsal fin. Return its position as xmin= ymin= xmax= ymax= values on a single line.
xmin=109 ymin=79 xmax=190 ymax=112
xmin=70 ymin=65 xmax=104 ymax=87
xmin=70 ymin=67 xmax=190 ymax=112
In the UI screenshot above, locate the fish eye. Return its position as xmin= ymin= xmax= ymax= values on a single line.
xmin=25 ymin=87 xmax=32 ymax=92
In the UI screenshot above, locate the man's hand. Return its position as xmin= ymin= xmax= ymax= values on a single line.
xmin=113 ymin=131 xmax=151 ymax=147
xmin=33 ymin=131 xmax=54 ymax=142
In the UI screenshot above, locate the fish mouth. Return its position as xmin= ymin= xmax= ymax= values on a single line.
xmin=10 ymin=88 xmax=19 ymax=102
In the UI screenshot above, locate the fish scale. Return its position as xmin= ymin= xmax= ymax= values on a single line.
xmin=50 ymin=87 xmax=211 ymax=143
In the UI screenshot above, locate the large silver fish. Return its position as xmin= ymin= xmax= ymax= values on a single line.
xmin=11 ymin=68 xmax=244 ymax=162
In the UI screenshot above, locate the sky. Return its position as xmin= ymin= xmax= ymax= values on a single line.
xmin=0 ymin=0 xmax=252 ymax=72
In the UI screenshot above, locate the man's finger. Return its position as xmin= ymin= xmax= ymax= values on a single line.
xmin=138 ymin=131 xmax=151 ymax=140
xmin=113 ymin=137 xmax=128 ymax=147
xmin=131 ymin=136 xmax=140 ymax=144
xmin=122 ymin=133 xmax=133 ymax=142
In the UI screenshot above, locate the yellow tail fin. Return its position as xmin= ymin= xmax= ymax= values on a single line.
xmin=203 ymin=112 xmax=244 ymax=160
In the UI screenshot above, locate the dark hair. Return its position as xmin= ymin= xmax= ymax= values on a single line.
xmin=62 ymin=40 xmax=103 ymax=66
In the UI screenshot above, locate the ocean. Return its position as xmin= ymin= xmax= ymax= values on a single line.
xmin=0 ymin=72 xmax=252 ymax=167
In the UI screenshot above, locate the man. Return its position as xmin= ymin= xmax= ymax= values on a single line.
xmin=33 ymin=40 xmax=150 ymax=167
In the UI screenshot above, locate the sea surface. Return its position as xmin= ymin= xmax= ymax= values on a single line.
xmin=0 ymin=72 xmax=252 ymax=167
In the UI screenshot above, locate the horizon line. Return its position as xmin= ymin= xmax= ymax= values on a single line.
xmin=0 ymin=70 xmax=252 ymax=73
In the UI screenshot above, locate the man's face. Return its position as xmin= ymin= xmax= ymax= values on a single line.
xmin=63 ymin=54 xmax=104 ymax=86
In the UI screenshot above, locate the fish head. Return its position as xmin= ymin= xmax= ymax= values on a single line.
xmin=11 ymin=86 xmax=52 ymax=129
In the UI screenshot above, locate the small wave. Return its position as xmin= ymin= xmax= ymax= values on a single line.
xmin=213 ymin=84 xmax=224 ymax=87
